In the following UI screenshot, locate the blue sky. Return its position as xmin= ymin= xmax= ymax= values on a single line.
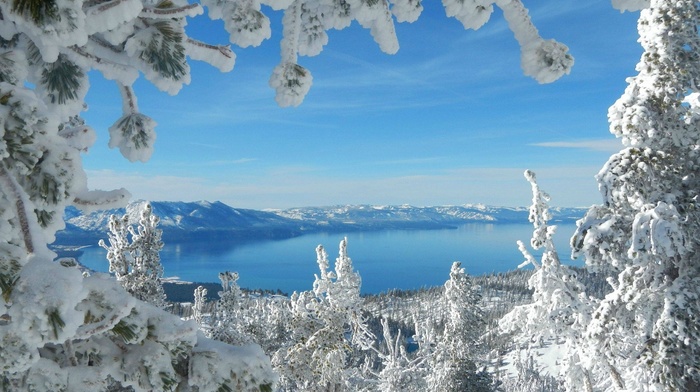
xmin=81 ymin=0 xmax=642 ymax=210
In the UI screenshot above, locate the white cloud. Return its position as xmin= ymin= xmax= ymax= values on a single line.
xmin=372 ymin=157 xmax=445 ymax=166
xmin=203 ymin=158 xmax=258 ymax=166
xmin=85 ymin=170 xmax=215 ymax=203
xmin=529 ymin=1 xmax=600 ymax=20
xmin=531 ymin=139 xmax=623 ymax=153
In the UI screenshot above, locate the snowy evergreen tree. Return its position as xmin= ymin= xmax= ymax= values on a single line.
xmin=273 ymin=238 xmax=372 ymax=391
xmin=500 ymin=171 xmax=592 ymax=347
xmin=501 ymin=170 xmax=596 ymax=391
xmin=570 ymin=1 xmax=700 ymax=391
xmin=210 ymin=271 xmax=254 ymax=346
xmin=99 ymin=202 xmax=167 ymax=308
xmin=0 ymin=0 xmax=279 ymax=388
xmin=192 ymin=285 xmax=208 ymax=326
xmin=368 ymin=318 xmax=428 ymax=392
xmin=129 ymin=203 xmax=167 ymax=307
xmin=500 ymin=350 xmax=564 ymax=392
xmin=239 ymin=293 xmax=292 ymax=355
xmin=427 ymin=262 xmax=492 ymax=392
xmin=100 ymin=214 xmax=133 ymax=284
xmin=191 ymin=271 xmax=292 ymax=356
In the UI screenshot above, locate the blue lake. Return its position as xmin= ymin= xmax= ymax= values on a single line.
xmin=76 ymin=223 xmax=581 ymax=294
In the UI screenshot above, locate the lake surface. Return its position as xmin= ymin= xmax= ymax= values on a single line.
xmin=76 ymin=223 xmax=581 ymax=294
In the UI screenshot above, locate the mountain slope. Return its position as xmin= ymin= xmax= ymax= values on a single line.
xmin=58 ymin=200 xmax=303 ymax=244
xmin=55 ymin=200 xmax=587 ymax=245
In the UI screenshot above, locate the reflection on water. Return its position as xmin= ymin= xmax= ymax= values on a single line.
xmin=77 ymin=223 xmax=580 ymax=294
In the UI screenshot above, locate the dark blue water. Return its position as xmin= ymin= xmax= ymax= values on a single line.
xmin=77 ymin=223 xmax=580 ymax=294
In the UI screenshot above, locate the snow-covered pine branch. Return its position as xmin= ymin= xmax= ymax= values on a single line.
xmin=371 ymin=317 xmax=428 ymax=392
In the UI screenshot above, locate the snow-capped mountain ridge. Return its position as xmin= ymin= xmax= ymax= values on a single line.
xmin=56 ymin=200 xmax=586 ymax=245
xmin=273 ymin=204 xmax=581 ymax=224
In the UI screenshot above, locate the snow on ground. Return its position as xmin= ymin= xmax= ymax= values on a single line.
xmin=498 ymin=339 xmax=567 ymax=379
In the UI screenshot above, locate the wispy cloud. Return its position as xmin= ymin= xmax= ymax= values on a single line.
xmin=85 ymin=170 xmax=211 ymax=202
xmin=372 ymin=157 xmax=445 ymax=166
xmin=266 ymin=165 xmax=323 ymax=176
xmin=531 ymin=139 xmax=622 ymax=153
xmin=152 ymin=157 xmax=258 ymax=169
xmin=529 ymin=0 xmax=601 ymax=21
xmin=204 ymin=158 xmax=258 ymax=166
xmin=317 ymin=47 xmax=515 ymax=93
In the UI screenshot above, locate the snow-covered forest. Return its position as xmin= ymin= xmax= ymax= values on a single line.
xmin=1 ymin=0 xmax=699 ymax=391
xmin=99 ymin=197 xmax=613 ymax=392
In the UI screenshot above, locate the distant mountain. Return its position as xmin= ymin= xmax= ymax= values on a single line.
xmin=57 ymin=200 xmax=301 ymax=244
xmin=54 ymin=200 xmax=587 ymax=245
xmin=274 ymin=204 xmax=585 ymax=228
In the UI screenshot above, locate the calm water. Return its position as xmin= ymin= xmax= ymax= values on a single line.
xmin=76 ymin=223 xmax=580 ymax=294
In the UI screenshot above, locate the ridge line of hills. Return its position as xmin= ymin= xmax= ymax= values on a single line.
xmin=55 ymin=200 xmax=588 ymax=245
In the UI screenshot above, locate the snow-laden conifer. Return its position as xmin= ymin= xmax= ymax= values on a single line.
xmin=501 ymin=170 xmax=596 ymax=392
xmin=273 ymin=238 xmax=372 ymax=391
xmin=426 ymin=261 xmax=492 ymax=392
xmin=570 ymin=1 xmax=700 ymax=391
xmin=369 ymin=318 xmax=428 ymax=392
xmin=209 ymin=271 xmax=255 ymax=346
xmin=193 ymin=285 xmax=208 ymax=326
xmin=129 ymin=203 xmax=166 ymax=307
xmin=99 ymin=202 xmax=166 ymax=308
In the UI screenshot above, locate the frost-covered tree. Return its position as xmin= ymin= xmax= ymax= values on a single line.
xmin=0 ymin=91 xmax=277 ymax=389
xmin=570 ymin=1 xmax=700 ymax=391
xmin=100 ymin=214 xmax=132 ymax=283
xmin=99 ymin=202 xmax=167 ymax=308
xmin=501 ymin=171 xmax=593 ymax=347
xmin=501 ymin=170 xmax=596 ymax=391
xmin=192 ymin=285 xmax=208 ymax=326
xmin=194 ymin=271 xmax=291 ymax=355
xmin=273 ymin=238 xmax=372 ymax=391
xmin=366 ymin=318 xmax=428 ymax=392
xmin=500 ymin=350 xmax=564 ymax=392
xmin=238 ymin=293 xmax=292 ymax=355
xmin=427 ymin=261 xmax=492 ymax=392
xmin=0 ymin=0 xmax=279 ymax=388
xmin=209 ymin=271 xmax=255 ymax=346
xmin=129 ymin=202 xmax=167 ymax=306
